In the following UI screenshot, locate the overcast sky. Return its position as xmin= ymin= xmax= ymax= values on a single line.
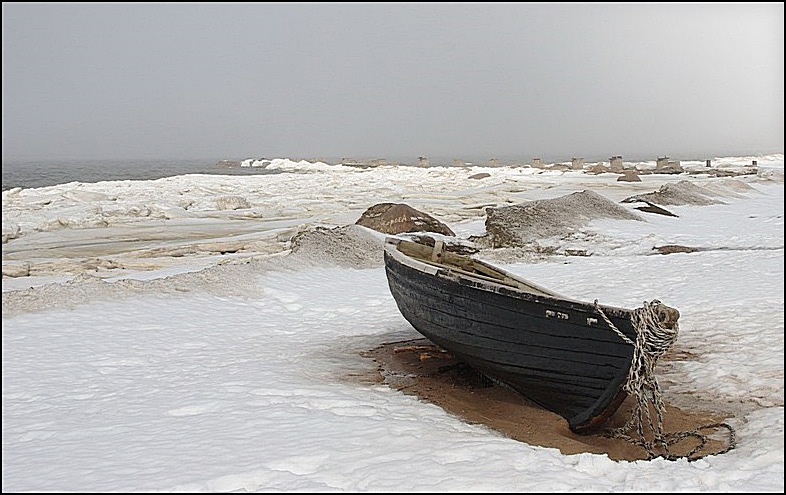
xmin=2 ymin=3 xmax=783 ymax=162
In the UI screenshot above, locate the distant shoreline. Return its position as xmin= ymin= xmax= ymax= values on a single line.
xmin=2 ymin=153 xmax=782 ymax=192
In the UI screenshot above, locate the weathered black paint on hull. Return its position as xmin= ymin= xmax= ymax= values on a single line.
xmin=384 ymin=249 xmax=638 ymax=432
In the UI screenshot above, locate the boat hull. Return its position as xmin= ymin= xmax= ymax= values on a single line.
xmin=384 ymin=243 xmax=638 ymax=433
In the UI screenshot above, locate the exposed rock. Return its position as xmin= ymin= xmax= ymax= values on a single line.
xmin=586 ymin=162 xmax=608 ymax=175
xmin=617 ymin=171 xmax=642 ymax=182
xmin=634 ymin=202 xmax=679 ymax=217
xmin=355 ymin=203 xmax=455 ymax=236
xmin=478 ymin=190 xmax=642 ymax=248
xmin=468 ymin=173 xmax=491 ymax=180
xmin=653 ymin=163 xmax=685 ymax=174
xmin=654 ymin=245 xmax=700 ymax=255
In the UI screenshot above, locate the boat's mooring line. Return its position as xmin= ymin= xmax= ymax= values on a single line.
xmin=594 ymin=299 xmax=737 ymax=461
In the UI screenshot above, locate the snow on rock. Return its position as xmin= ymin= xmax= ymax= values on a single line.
xmin=478 ymin=190 xmax=642 ymax=248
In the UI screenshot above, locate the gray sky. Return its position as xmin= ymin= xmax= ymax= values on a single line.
xmin=2 ymin=3 xmax=783 ymax=162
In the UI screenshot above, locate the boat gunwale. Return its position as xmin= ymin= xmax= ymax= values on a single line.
xmin=384 ymin=237 xmax=632 ymax=318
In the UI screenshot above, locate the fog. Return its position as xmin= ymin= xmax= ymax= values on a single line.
xmin=2 ymin=3 xmax=783 ymax=162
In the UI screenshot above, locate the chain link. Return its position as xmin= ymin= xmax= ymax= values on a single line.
xmin=594 ymin=299 xmax=736 ymax=461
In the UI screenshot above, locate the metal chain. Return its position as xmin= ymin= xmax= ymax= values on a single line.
xmin=593 ymin=299 xmax=737 ymax=461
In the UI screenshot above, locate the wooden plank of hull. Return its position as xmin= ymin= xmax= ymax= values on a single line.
xmin=384 ymin=246 xmax=637 ymax=432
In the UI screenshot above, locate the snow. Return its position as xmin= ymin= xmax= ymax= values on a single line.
xmin=2 ymin=155 xmax=784 ymax=492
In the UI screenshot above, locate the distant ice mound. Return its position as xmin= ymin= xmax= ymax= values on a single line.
xmin=289 ymin=224 xmax=386 ymax=268
xmin=215 ymin=195 xmax=251 ymax=210
xmin=1 ymin=225 xmax=387 ymax=316
xmin=701 ymin=178 xmax=759 ymax=198
xmin=239 ymin=158 xmax=351 ymax=172
xmin=2 ymin=223 xmax=21 ymax=244
xmin=1 ymin=261 xmax=279 ymax=317
xmin=622 ymin=180 xmax=725 ymax=206
xmin=758 ymin=168 xmax=784 ymax=183
xmin=60 ymin=190 xmax=116 ymax=202
xmin=622 ymin=179 xmax=761 ymax=206
xmin=477 ymin=190 xmax=643 ymax=248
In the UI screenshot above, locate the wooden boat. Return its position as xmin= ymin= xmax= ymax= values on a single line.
xmin=383 ymin=237 xmax=680 ymax=433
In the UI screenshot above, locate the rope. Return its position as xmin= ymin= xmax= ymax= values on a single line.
xmin=593 ymin=299 xmax=736 ymax=461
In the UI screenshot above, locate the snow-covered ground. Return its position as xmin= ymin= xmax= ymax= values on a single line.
xmin=2 ymin=155 xmax=783 ymax=492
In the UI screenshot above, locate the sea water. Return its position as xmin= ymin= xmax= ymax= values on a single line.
xmin=1 ymin=158 xmax=284 ymax=191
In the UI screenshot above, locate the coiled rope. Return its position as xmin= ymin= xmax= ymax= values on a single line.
xmin=594 ymin=299 xmax=736 ymax=461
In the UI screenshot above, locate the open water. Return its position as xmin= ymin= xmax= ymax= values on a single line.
xmin=0 ymin=158 xmax=288 ymax=191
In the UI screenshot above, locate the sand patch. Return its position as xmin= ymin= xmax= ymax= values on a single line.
xmin=361 ymin=337 xmax=735 ymax=462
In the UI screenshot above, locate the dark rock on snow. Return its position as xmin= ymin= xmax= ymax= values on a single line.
xmin=355 ymin=203 xmax=455 ymax=236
